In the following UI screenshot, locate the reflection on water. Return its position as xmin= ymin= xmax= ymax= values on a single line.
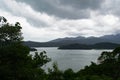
xmin=30 ymin=47 xmax=112 ymax=72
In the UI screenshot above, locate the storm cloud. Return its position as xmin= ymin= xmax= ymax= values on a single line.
xmin=18 ymin=0 xmax=104 ymax=19
xmin=0 ymin=0 xmax=120 ymax=42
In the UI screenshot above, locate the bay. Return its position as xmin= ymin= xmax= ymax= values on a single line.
xmin=30 ymin=47 xmax=112 ymax=72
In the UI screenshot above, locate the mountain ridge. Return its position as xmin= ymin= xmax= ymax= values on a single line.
xmin=24 ymin=34 xmax=120 ymax=47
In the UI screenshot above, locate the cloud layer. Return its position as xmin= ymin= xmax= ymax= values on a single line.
xmin=0 ymin=0 xmax=120 ymax=42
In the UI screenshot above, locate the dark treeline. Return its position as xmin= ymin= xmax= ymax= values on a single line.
xmin=58 ymin=42 xmax=120 ymax=49
xmin=0 ymin=17 xmax=120 ymax=80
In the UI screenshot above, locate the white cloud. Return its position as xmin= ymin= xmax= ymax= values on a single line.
xmin=0 ymin=0 xmax=120 ymax=42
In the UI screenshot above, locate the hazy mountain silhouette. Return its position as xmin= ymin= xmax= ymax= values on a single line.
xmin=24 ymin=34 xmax=120 ymax=47
xmin=49 ymin=34 xmax=120 ymax=44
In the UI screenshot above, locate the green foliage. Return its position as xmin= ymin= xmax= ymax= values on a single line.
xmin=0 ymin=18 xmax=51 ymax=80
xmin=0 ymin=16 xmax=7 ymax=25
xmin=78 ymin=47 xmax=120 ymax=80
xmin=0 ymin=22 xmax=23 ymax=43
xmin=63 ymin=68 xmax=74 ymax=80
xmin=48 ymin=62 xmax=63 ymax=80
xmin=79 ymin=75 xmax=112 ymax=80
xmin=33 ymin=51 xmax=51 ymax=67
xmin=98 ymin=47 xmax=120 ymax=63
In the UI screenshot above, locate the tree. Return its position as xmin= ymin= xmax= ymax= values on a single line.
xmin=78 ymin=47 xmax=120 ymax=80
xmin=98 ymin=47 xmax=120 ymax=63
xmin=48 ymin=62 xmax=63 ymax=80
xmin=0 ymin=22 xmax=22 ymax=43
xmin=0 ymin=17 xmax=51 ymax=80
xmin=97 ymin=47 xmax=120 ymax=80
xmin=63 ymin=68 xmax=74 ymax=80
xmin=0 ymin=16 xmax=7 ymax=26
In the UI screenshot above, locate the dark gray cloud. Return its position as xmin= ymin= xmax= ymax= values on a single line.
xmin=18 ymin=0 xmax=104 ymax=19
xmin=59 ymin=0 xmax=104 ymax=10
xmin=1 ymin=0 xmax=120 ymax=41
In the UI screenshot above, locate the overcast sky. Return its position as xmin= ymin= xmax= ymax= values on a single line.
xmin=0 ymin=0 xmax=120 ymax=42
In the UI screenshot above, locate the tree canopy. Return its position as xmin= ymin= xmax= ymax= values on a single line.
xmin=0 ymin=17 xmax=51 ymax=80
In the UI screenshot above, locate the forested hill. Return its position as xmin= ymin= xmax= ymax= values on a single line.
xmin=58 ymin=42 xmax=120 ymax=49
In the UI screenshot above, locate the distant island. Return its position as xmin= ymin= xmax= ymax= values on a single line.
xmin=30 ymin=47 xmax=37 ymax=51
xmin=58 ymin=42 xmax=120 ymax=49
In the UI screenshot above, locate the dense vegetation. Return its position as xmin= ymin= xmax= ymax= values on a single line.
xmin=0 ymin=17 xmax=51 ymax=80
xmin=0 ymin=17 xmax=120 ymax=80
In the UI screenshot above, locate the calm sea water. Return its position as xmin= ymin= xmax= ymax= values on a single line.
xmin=30 ymin=47 xmax=112 ymax=72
